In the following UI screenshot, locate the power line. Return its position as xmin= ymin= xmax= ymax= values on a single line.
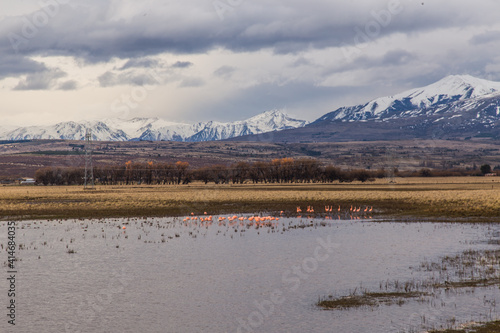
xmin=84 ymin=128 xmax=95 ymax=190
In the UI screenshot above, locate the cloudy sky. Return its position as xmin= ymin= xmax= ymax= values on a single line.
xmin=1 ymin=0 xmax=500 ymax=126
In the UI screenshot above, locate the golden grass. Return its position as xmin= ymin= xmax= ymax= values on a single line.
xmin=1 ymin=177 xmax=499 ymax=221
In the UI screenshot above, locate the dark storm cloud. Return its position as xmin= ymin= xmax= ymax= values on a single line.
xmin=0 ymin=55 xmax=46 ymax=79
xmin=1 ymin=0 xmax=493 ymax=63
xmin=171 ymin=61 xmax=193 ymax=68
xmin=98 ymin=70 xmax=164 ymax=87
xmin=213 ymin=65 xmax=236 ymax=78
xmin=470 ymin=31 xmax=500 ymax=45
xmin=1 ymin=0 xmax=500 ymax=107
xmin=119 ymin=58 xmax=160 ymax=70
xmin=322 ymin=48 xmax=417 ymax=79
xmin=178 ymin=77 xmax=205 ymax=88
xmin=97 ymin=72 xmax=116 ymax=87
xmin=13 ymin=68 xmax=66 ymax=90
xmin=200 ymin=81 xmax=372 ymax=122
xmin=355 ymin=49 xmax=416 ymax=69
xmin=381 ymin=49 xmax=415 ymax=66
xmin=57 ymin=80 xmax=78 ymax=90
xmin=289 ymin=57 xmax=313 ymax=68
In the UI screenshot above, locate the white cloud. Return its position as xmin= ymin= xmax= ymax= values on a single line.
xmin=0 ymin=0 xmax=500 ymax=125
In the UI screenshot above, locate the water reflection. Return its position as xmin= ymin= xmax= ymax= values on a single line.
xmin=0 ymin=217 xmax=498 ymax=333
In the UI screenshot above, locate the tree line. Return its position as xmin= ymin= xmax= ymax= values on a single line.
xmin=33 ymin=159 xmax=497 ymax=186
xmin=34 ymin=158 xmax=381 ymax=185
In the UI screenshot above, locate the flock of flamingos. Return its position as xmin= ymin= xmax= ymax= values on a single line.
xmin=181 ymin=205 xmax=374 ymax=228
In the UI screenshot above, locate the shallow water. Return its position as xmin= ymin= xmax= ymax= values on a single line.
xmin=0 ymin=217 xmax=499 ymax=333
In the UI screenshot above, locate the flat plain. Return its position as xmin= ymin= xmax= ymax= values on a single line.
xmin=1 ymin=177 xmax=499 ymax=221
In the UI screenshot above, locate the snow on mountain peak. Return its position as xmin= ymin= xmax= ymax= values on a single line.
xmin=420 ymin=74 xmax=500 ymax=99
xmin=318 ymin=75 xmax=500 ymax=122
xmin=0 ymin=110 xmax=308 ymax=142
xmin=245 ymin=109 xmax=307 ymax=129
xmin=377 ymin=75 xmax=500 ymax=114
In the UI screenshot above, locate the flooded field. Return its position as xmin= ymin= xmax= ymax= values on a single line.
xmin=1 ymin=216 xmax=499 ymax=333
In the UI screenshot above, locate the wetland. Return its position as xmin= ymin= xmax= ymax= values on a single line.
xmin=0 ymin=215 xmax=498 ymax=332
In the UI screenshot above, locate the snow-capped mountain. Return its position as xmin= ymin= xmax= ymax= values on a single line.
xmin=1 ymin=121 xmax=129 ymax=141
xmin=103 ymin=117 xmax=200 ymax=141
xmin=0 ymin=125 xmax=17 ymax=136
xmin=189 ymin=110 xmax=306 ymax=142
xmin=315 ymin=75 xmax=500 ymax=123
xmin=0 ymin=110 xmax=308 ymax=142
xmin=233 ymin=75 xmax=500 ymax=143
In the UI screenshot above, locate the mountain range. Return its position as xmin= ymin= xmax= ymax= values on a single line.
xmin=234 ymin=75 xmax=500 ymax=142
xmin=315 ymin=74 xmax=500 ymax=123
xmin=0 ymin=110 xmax=308 ymax=142
xmin=2 ymin=75 xmax=500 ymax=142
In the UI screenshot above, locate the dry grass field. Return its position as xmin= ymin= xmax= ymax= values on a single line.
xmin=1 ymin=177 xmax=499 ymax=221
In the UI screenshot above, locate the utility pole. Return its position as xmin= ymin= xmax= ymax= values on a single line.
xmin=84 ymin=128 xmax=95 ymax=190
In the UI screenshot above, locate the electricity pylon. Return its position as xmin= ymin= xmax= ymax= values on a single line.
xmin=84 ymin=128 xmax=95 ymax=190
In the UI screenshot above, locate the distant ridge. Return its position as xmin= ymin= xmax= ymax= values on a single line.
xmin=0 ymin=110 xmax=308 ymax=142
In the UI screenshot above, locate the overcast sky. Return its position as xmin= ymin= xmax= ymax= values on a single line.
xmin=1 ymin=0 xmax=500 ymax=126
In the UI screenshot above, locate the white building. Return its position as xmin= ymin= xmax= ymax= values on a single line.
xmin=20 ymin=178 xmax=36 ymax=185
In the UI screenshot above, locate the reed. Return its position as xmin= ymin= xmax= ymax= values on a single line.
xmin=317 ymin=291 xmax=426 ymax=309
xmin=428 ymin=321 xmax=500 ymax=333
